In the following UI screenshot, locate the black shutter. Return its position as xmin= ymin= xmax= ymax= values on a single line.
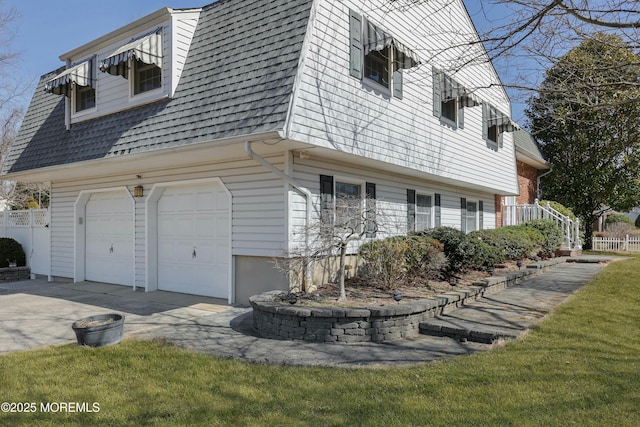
xmin=393 ymin=68 xmax=403 ymax=99
xmin=434 ymin=193 xmax=441 ymax=227
xmin=366 ymin=182 xmax=376 ymax=238
xmin=432 ymin=67 xmax=442 ymax=118
xmin=458 ymin=102 xmax=464 ymax=129
xmin=407 ymin=189 xmax=416 ymax=233
xmin=460 ymin=197 xmax=467 ymax=233
xmin=482 ymin=103 xmax=489 ymax=141
xmin=349 ymin=10 xmax=363 ymax=79
xmin=479 ymin=200 xmax=484 ymax=230
xmin=320 ymin=175 xmax=334 ymax=225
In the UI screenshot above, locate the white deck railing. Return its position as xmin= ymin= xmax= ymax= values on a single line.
xmin=592 ymin=235 xmax=640 ymax=252
xmin=502 ymin=200 xmax=582 ymax=250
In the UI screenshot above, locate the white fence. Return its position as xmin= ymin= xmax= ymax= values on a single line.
xmin=502 ymin=200 xmax=582 ymax=250
xmin=0 ymin=209 xmax=50 ymax=276
xmin=592 ymin=235 xmax=640 ymax=253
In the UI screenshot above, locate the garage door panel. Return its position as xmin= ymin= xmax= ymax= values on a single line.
xmin=158 ymin=182 xmax=230 ymax=298
xmin=85 ymin=191 xmax=133 ymax=286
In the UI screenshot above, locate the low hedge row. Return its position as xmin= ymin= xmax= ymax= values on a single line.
xmin=359 ymin=220 xmax=563 ymax=283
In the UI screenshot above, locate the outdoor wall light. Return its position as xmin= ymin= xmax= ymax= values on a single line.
xmin=133 ymin=185 xmax=144 ymax=198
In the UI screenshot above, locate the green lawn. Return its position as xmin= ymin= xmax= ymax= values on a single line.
xmin=2 ymin=256 xmax=640 ymax=426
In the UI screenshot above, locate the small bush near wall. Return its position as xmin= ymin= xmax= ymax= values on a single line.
xmin=470 ymin=227 xmax=541 ymax=261
xmin=0 ymin=238 xmax=26 ymax=268
xmin=359 ymin=236 xmax=446 ymax=288
xmin=414 ymin=227 xmax=503 ymax=272
xmin=524 ymin=219 xmax=563 ymax=257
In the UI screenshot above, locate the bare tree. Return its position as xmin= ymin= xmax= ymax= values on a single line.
xmin=276 ymin=195 xmax=389 ymax=302
xmin=380 ymin=1 xmax=640 ymax=117
xmin=0 ymin=3 xmax=49 ymax=209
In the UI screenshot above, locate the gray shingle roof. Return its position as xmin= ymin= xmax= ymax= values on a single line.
xmin=3 ymin=0 xmax=313 ymax=174
xmin=513 ymin=129 xmax=549 ymax=168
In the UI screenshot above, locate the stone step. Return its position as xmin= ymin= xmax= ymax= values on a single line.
xmin=418 ymin=318 xmax=521 ymax=344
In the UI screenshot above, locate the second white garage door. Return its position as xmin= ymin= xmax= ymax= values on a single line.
xmin=157 ymin=182 xmax=231 ymax=298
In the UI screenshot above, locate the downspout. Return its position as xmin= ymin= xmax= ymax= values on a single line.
xmin=537 ymin=167 xmax=553 ymax=200
xmin=244 ymin=141 xmax=312 ymax=290
xmin=64 ymin=59 xmax=71 ymax=131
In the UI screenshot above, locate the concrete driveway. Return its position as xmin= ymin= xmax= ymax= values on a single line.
xmin=0 ymin=279 xmax=232 ymax=353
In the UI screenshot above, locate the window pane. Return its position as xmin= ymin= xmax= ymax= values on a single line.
xmin=488 ymin=125 xmax=498 ymax=143
xmin=134 ymin=60 xmax=161 ymax=95
xmin=336 ymin=182 xmax=361 ymax=230
xmin=364 ymin=48 xmax=390 ymax=88
xmin=416 ymin=194 xmax=432 ymax=231
xmin=466 ymin=201 xmax=477 ymax=232
xmin=441 ymin=98 xmax=457 ymax=122
xmin=76 ymin=86 xmax=95 ymax=112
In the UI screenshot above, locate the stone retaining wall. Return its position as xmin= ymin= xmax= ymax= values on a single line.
xmin=250 ymin=258 xmax=566 ymax=343
xmin=0 ymin=266 xmax=30 ymax=282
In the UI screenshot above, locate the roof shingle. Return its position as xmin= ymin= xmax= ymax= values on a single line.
xmin=3 ymin=0 xmax=313 ymax=174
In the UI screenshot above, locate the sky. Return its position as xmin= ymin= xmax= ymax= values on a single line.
xmin=3 ymin=0 xmax=530 ymax=122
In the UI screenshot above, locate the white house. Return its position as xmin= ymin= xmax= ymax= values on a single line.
xmin=2 ymin=0 xmax=519 ymax=304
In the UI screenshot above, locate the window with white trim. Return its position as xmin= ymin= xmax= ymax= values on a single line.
xmin=335 ymin=181 xmax=362 ymax=231
xmin=349 ymin=10 xmax=420 ymax=98
xmin=133 ymin=59 xmax=162 ymax=95
xmin=466 ymin=200 xmax=478 ymax=233
xmin=75 ymin=85 xmax=96 ymax=112
xmin=416 ymin=194 xmax=433 ymax=231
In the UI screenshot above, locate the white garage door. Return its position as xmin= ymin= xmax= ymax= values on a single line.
xmin=85 ymin=191 xmax=134 ymax=286
xmin=157 ymin=182 xmax=230 ymax=298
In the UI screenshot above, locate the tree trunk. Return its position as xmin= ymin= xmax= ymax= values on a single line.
xmin=337 ymin=243 xmax=347 ymax=301
xmin=582 ymin=214 xmax=596 ymax=250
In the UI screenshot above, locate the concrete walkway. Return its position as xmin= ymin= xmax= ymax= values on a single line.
xmin=0 ymin=256 xmax=617 ymax=367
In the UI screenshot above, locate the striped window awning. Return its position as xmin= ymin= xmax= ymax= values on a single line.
xmin=487 ymin=104 xmax=519 ymax=132
xmin=364 ymin=18 xmax=420 ymax=69
xmin=99 ymin=29 xmax=162 ymax=79
xmin=44 ymin=60 xmax=93 ymax=97
xmin=435 ymin=68 xmax=481 ymax=107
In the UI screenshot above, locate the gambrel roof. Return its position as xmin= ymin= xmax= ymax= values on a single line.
xmin=3 ymin=0 xmax=313 ymax=174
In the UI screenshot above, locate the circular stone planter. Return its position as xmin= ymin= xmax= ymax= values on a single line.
xmin=250 ymin=291 xmax=465 ymax=344
xmin=71 ymin=313 xmax=125 ymax=347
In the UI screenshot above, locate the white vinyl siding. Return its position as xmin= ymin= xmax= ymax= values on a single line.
xmin=288 ymin=0 xmax=518 ymax=196
xmin=49 ymin=155 xmax=287 ymax=286
xmin=289 ymin=156 xmax=496 ymax=253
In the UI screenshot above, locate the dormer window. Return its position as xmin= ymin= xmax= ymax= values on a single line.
xmin=75 ymin=85 xmax=96 ymax=112
xmin=99 ymin=29 xmax=163 ymax=97
xmin=133 ymin=59 xmax=161 ymax=94
xmin=44 ymin=58 xmax=96 ymax=113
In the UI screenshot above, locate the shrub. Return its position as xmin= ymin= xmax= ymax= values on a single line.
xmin=416 ymin=227 xmax=504 ymax=272
xmin=635 ymin=215 xmax=640 ymax=228
xmin=359 ymin=235 xmax=447 ymax=287
xmin=605 ymin=213 xmax=634 ymax=226
xmin=0 ymin=238 xmax=26 ymax=268
xmin=403 ymin=236 xmax=447 ymax=280
xmin=523 ymin=219 xmax=563 ymax=257
xmin=605 ymin=222 xmax=635 ymax=239
xmin=470 ymin=227 xmax=541 ymax=261
xmin=359 ymin=237 xmax=409 ymax=288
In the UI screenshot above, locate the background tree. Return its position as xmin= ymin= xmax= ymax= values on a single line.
xmin=383 ymin=1 xmax=640 ymax=116
xmin=0 ymin=3 xmax=49 ymax=209
xmin=527 ymin=33 xmax=640 ymax=247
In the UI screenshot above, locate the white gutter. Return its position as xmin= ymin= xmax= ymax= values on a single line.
xmin=244 ymin=141 xmax=312 ymax=290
